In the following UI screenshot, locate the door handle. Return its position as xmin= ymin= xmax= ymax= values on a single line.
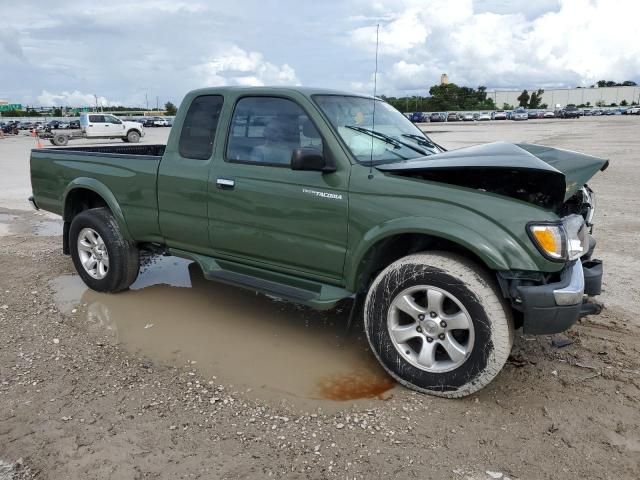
xmin=216 ymin=178 xmax=235 ymax=189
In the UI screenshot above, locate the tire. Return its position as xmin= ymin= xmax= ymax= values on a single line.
xmin=69 ymin=208 xmax=139 ymax=293
xmin=126 ymin=130 xmax=141 ymax=143
xmin=52 ymin=134 xmax=68 ymax=146
xmin=122 ymin=137 xmax=129 ymax=143
xmin=364 ymin=252 xmax=513 ymax=398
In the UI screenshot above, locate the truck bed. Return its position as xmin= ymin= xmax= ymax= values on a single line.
xmin=35 ymin=144 xmax=166 ymax=157
xmin=30 ymin=144 xmax=165 ymax=243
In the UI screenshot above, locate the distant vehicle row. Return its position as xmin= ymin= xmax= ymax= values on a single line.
xmin=407 ymin=105 xmax=640 ymax=122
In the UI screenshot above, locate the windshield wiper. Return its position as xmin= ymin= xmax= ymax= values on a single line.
xmin=401 ymin=133 xmax=436 ymax=149
xmin=345 ymin=125 xmax=430 ymax=155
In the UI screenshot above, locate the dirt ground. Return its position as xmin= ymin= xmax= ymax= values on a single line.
xmin=1 ymin=119 xmax=639 ymax=479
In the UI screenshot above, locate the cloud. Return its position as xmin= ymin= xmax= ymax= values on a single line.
xmin=2 ymin=0 xmax=639 ymax=104
xmin=37 ymin=90 xmax=122 ymax=107
xmin=346 ymin=0 xmax=640 ymax=92
xmin=195 ymin=46 xmax=299 ymax=87
xmin=0 ymin=29 xmax=26 ymax=60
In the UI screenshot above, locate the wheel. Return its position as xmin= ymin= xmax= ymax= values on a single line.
xmin=364 ymin=252 xmax=513 ymax=398
xmin=126 ymin=130 xmax=140 ymax=143
xmin=69 ymin=207 xmax=139 ymax=292
xmin=52 ymin=134 xmax=68 ymax=146
xmin=121 ymin=137 xmax=129 ymax=143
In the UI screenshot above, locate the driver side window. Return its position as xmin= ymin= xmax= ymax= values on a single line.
xmin=226 ymin=97 xmax=322 ymax=166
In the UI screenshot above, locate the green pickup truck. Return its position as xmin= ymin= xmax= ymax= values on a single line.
xmin=30 ymin=87 xmax=606 ymax=397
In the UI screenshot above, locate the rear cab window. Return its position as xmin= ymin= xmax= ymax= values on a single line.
xmin=179 ymin=95 xmax=224 ymax=160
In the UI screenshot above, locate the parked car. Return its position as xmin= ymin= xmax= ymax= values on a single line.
xmin=626 ymin=105 xmax=640 ymax=115
xmin=543 ymin=111 xmax=555 ymax=118
xmin=1 ymin=121 xmax=20 ymax=134
xmin=512 ymin=108 xmax=528 ymax=120
xmin=527 ymin=110 xmax=538 ymax=119
xmin=446 ymin=112 xmax=460 ymax=122
xmin=429 ymin=112 xmax=445 ymax=122
xmin=492 ymin=110 xmax=507 ymax=120
xmin=153 ymin=117 xmax=170 ymax=127
xmin=559 ymin=104 xmax=580 ymax=118
xmin=137 ymin=117 xmax=156 ymax=128
xmin=29 ymin=86 xmax=606 ymax=398
xmin=409 ymin=112 xmax=426 ymax=123
xmin=461 ymin=112 xmax=475 ymax=121
xmin=582 ymin=109 xmax=592 ymax=116
xmin=477 ymin=112 xmax=491 ymax=121
xmin=592 ymin=109 xmax=603 ymax=116
xmin=68 ymin=120 xmax=80 ymax=129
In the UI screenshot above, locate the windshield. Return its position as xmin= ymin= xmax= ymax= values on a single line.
xmin=313 ymin=95 xmax=442 ymax=164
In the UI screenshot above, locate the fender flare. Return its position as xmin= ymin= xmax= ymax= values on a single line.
xmin=344 ymin=215 xmax=539 ymax=292
xmin=62 ymin=178 xmax=133 ymax=241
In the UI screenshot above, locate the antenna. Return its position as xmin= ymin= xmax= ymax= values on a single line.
xmin=369 ymin=23 xmax=380 ymax=179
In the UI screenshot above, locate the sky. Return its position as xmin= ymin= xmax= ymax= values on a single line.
xmin=1 ymin=0 xmax=639 ymax=107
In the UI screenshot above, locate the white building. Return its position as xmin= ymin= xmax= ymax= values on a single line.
xmin=490 ymin=86 xmax=640 ymax=108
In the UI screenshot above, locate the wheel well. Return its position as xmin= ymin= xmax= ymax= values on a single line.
xmin=127 ymin=128 xmax=141 ymax=136
xmin=354 ymin=233 xmax=492 ymax=294
xmin=63 ymin=189 xmax=110 ymax=254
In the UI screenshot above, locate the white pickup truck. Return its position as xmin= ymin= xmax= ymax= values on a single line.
xmin=43 ymin=113 xmax=145 ymax=146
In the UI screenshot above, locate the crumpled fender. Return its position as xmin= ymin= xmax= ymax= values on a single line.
xmin=344 ymin=215 xmax=540 ymax=292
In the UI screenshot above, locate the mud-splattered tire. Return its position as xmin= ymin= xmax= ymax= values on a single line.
xmin=69 ymin=208 xmax=139 ymax=293
xmin=364 ymin=252 xmax=513 ymax=398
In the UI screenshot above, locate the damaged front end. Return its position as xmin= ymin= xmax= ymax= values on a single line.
xmin=376 ymin=141 xmax=608 ymax=334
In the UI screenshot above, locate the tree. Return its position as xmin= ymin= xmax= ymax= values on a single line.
xmin=502 ymin=103 xmax=514 ymax=110
xmin=164 ymin=101 xmax=177 ymax=116
xmin=621 ymin=100 xmax=628 ymax=106
xmin=53 ymin=107 xmax=62 ymax=117
xmin=517 ymin=89 xmax=530 ymax=107
xmin=528 ymin=89 xmax=544 ymax=108
xmin=622 ymin=80 xmax=637 ymax=86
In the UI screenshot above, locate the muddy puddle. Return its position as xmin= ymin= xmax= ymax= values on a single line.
xmin=51 ymin=255 xmax=396 ymax=411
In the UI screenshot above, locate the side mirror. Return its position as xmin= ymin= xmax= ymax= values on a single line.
xmin=291 ymin=148 xmax=336 ymax=173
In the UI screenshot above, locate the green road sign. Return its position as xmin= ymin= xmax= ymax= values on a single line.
xmin=0 ymin=104 xmax=22 ymax=112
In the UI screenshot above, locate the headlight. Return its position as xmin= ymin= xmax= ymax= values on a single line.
xmin=528 ymin=214 xmax=588 ymax=262
xmin=529 ymin=224 xmax=565 ymax=260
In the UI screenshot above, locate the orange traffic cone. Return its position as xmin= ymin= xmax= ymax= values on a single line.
xmin=33 ymin=129 xmax=43 ymax=148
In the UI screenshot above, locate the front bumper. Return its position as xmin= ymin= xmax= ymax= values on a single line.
xmin=515 ymin=258 xmax=603 ymax=335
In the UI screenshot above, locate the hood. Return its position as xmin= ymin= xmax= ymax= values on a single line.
xmin=376 ymin=142 xmax=608 ymax=208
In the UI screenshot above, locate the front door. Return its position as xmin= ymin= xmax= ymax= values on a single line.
xmin=208 ymin=95 xmax=349 ymax=281
xmin=104 ymin=115 xmax=124 ymax=136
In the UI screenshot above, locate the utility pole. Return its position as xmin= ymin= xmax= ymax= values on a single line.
xmin=94 ymin=94 xmax=98 ymax=112
xmin=145 ymin=93 xmax=149 ymax=111
xmin=156 ymin=96 xmax=159 ymax=112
